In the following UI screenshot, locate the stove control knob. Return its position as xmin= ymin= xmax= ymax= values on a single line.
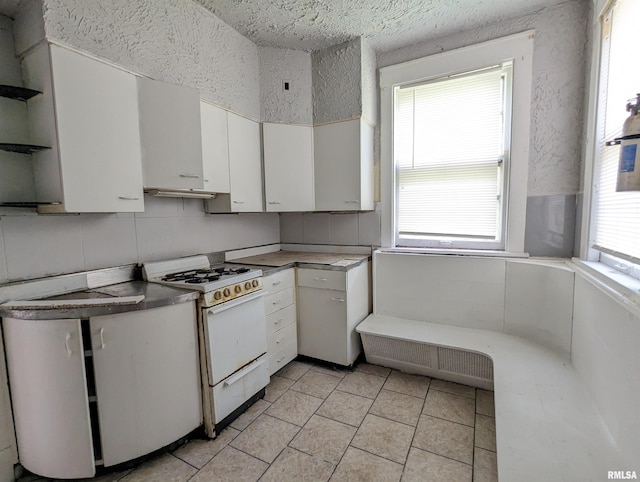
xmin=252 ymin=279 xmax=259 ymax=287
xmin=245 ymin=282 xmax=252 ymax=290
xmin=223 ymin=288 xmax=231 ymax=297
xmin=234 ymin=285 xmax=242 ymax=294
xmin=213 ymin=291 xmax=222 ymax=300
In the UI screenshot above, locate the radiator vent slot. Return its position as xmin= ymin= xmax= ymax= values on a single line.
xmin=362 ymin=335 xmax=433 ymax=368
xmin=360 ymin=333 xmax=494 ymax=390
xmin=437 ymin=346 xmax=494 ymax=380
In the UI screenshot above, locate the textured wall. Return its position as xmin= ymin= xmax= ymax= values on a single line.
xmin=312 ymin=38 xmax=363 ymax=124
xmin=37 ymin=0 xmax=260 ymax=119
xmin=378 ymin=0 xmax=588 ymax=197
xmin=258 ymin=46 xmax=313 ymax=125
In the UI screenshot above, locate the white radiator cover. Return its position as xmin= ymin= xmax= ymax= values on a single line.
xmin=361 ymin=333 xmax=494 ymax=390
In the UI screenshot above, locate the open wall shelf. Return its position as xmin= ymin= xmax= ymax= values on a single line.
xmin=0 ymin=143 xmax=50 ymax=154
xmin=0 ymin=85 xmax=42 ymax=101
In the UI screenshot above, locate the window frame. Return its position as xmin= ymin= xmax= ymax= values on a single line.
xmin=581 ymin=0 xmax=640 ymax=279
xmin=379 ymin=31 xmax=535 ymax=253
xmin=393 ymin=63 xmax=514 ymax=250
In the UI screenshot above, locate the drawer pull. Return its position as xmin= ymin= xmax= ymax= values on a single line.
xmin=272 ymin=300 xmax=282 ymax=305
xmin=268 ymin=201 xmax=281 ymax=205
xmin=331 ymin=297 xmax=345 ymax=302
xmin=278 ymin=355 xmax=287 ymax=363
xmin=345 ymin=200 xmax=359 ymax=204
xmin=272 ymin=280 xmax=282 ymax=286
xmin=276 ymin=337 xmax=285 ymax=344
xmin=118 ymin=196 xmax=140 ymax=200
xmin=179 ymin=173 xmax=201 ymax=179
xmin=65 ymin=333 xmax=72 ymax=357
xmin=314 ymin=277 xmax=328 ymax=282
xmin=233 ymin=200 xmax=245 ymax=204
xmin=224 ymin=359 xmax=264 ymax=386
xmin=274 ymin=318 xmax=284 ymax=325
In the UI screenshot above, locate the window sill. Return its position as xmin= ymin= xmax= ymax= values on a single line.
xmin=571 ymin=258 xmax=640 ymax=316
xmin=380 ymin=247 xmax=529 ymax=258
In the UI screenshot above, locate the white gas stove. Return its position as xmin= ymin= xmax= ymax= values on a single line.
xmin=142 ymin=255 xmax=263 ymax=306
xmin=142 ymin=255 xmax=269 ymax=436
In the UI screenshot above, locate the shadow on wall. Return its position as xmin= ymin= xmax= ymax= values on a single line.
xmin=524 ymin=194 xmax=576 ymax=257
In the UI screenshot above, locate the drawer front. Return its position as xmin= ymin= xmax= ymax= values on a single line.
xmin=297 ymin=268 xmax=346 ymax=291
xmin=264 ymin=287 xmax=294 ymax=315
xmin=212 ymin=356 xmax=269 ymax=423
xmin=267 ymin=321 xmax=297 ymax=354
xmin=267 ymin=325 xmax=298 ymax=376
xmin=266 ymin=304 xmax=296 ymax=335
xmin=263 ymin=269 xmax=295 ymax=295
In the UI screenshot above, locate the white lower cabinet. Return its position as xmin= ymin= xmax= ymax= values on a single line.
xmin=263 ymin=269 xmax=297 ymax=375
xmin=2 ymin=301 xmax=202 ymax=479
xmin=297 ymin=261 xmax=371 ymax=366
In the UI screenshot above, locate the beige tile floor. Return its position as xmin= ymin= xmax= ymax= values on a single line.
xmin=20 ymin=360 xmax=497 ymax=482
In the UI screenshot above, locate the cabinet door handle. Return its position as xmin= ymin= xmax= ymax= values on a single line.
xmin=345 ymin=200 xmax=359 ymax=204
xmin=179 ymin=174 xmax=201 ymax=179
xmin=314 ymin=277 xmax=328 ymax=282
xmin=331 ymin=297 xmax=345 ymax=302
xmin=233 ymin=200 xmax=245 ymax=204
xmin=99 ymin=327 xmax=105 ymax=349
xmin=65 ymin=333 xmax=72 ymax=357
xmin=118 ymin=196 xmax=140 ymax=200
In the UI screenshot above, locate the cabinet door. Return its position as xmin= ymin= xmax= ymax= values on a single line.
xmin=314 ymin=118 xmax=374 ymax=211
xmin=263 ymin=123 xmax=314 ymax=212
xmin=228 ymin=112 xmax=263 ymax=212
xmin=297 ymin=287 xmax=349 ymax=365
xmin=3 ymin=317 xmax=95 ymax=479
xmin=137 ymin=77 xmax=204 ymax=190
xmin=200 ymin=101 xmax=230 ymax=193
xmin=90 ymin=302 xmax=201 ymax=466
xmin=50 ymin=45 xmax=144 ymax=212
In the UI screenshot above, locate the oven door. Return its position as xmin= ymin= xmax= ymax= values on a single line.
xmin=204 ymin=290 xmax=267 ymax=386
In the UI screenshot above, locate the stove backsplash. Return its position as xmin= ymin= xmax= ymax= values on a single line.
xmin=0 ymin=196 xmax=279 ymax=284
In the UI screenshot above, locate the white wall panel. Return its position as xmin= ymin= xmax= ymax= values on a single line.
xmin=572 ymin=274 xmax=640 ymax=467
xmin=505 ymin=260 xmax=574 ymax=356
xmin=373 ymin=251 xmax=506 ymax=331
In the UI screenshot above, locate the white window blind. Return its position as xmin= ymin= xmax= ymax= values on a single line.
xmin=393 ymin=65 xmax=511 ymax=248
xmin=593 ymin=0 xmax=640 ymax=262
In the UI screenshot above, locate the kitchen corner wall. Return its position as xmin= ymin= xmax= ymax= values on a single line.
xmin=0 ymin=1 xmax=280 ymax=284
xmin=258 ymin=46 xmax=313 ymax=125
xmin=376 ymin=0 xmax=588 ymax=257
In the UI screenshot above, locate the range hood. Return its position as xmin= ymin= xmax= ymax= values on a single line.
xmin=145 ymin=188 xmax=217 ymax=199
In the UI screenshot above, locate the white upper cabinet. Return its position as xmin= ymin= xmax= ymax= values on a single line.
xmin=263 ymin=123 xmax=314 ymax=212
xmin=200 ymin=101 xmax=230 ymax=193
xmin=22 ymin=43 xmax=145 ymax=213
xmin=313 ymin=118 xmax=374 ymax=212
xmin=206 ymin=112 xmax=263 ymax=213
xmin=137 ymin=76 xmax=204 ymax=191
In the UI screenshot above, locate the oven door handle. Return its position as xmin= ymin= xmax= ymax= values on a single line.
xmin=223 ymin=358 xmax=266 ymax=387
xmin=208 ymin=290 xmax=264 ymax=315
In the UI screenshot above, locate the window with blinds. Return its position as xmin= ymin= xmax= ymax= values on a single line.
xmin=592 ymin=0 xmax=640 ymax=264
xmin=393 ymin=64 xmax=512 ymax=248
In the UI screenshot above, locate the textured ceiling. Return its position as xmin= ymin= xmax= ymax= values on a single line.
xmin=0 ymin=0 xmax=574 ymax=53
xmin=195 ymin=0 xmax=573 ymax=52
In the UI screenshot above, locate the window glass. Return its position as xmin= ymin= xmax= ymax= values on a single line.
xmin=592 ymin=0 xmax=640 ymax=263
xmin=393 ymin=65 xmax=512 ymax=248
